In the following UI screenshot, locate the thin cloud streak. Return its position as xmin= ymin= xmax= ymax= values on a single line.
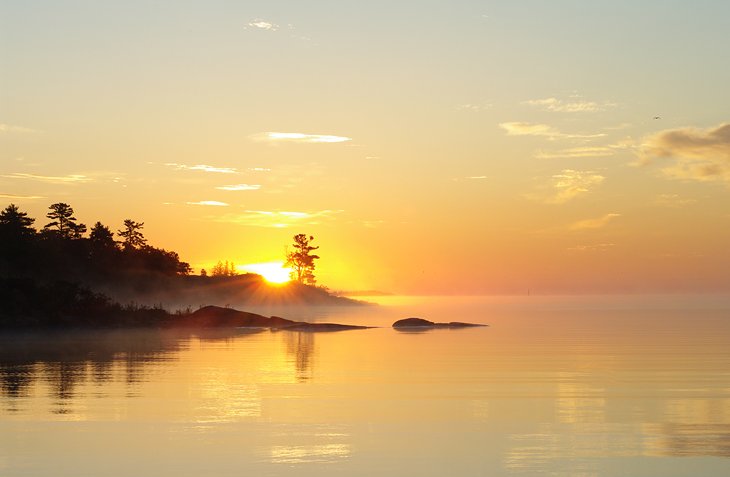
xmin=163 ymin=163 xmax=238 ymax=174
xmin=216 ymin=184 xmax=261 ymax=191
xmin=524 ymin=97 xmax=616 ymax=113
xmin=186 ymin=201 xmax=229 ymax=207
xmin=212 ymin=209 xmax=343 ymax=228
xmin=0 ymin=193 xmax=45 ymax=200
xmin=0 ymin=123 xmax=38 ymax=133
xmin=456 ymin=102 xmax=492 ymax=112
xmin=536 ymin=146 xmax=616 ymax=159
xmin=499 ymin=122 xmax=606 ymax=140
xmin=1 ymin=173 xmax=90 ymax=184
xmin=253 ymin=132 xmax=352 ymax=144
xmin=568 ymin=243 xmax=616 ymax=252
xmin=570 ymin=213 xmax=621 ymax=230
xmin=654 ymin=193 xmax=698 ymax=207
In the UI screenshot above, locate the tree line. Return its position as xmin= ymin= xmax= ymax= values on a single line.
xmin=0 ymin=201 xmax=341 ymax=326
xmin=0 ymin=202 xmax=191 ymax=282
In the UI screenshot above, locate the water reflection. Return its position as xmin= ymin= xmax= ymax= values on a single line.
xmin=282 ymin=331 xmax=316 ymax=381
xmin=0 ymin=328 xmax=254 ymax=413
xmin=3 ymin=298 xmax=730 ymax=476
xmin=643 ymin=423 xmax=730 ymax=457
xmin=269 ymin=428 xmax=351 ymax=464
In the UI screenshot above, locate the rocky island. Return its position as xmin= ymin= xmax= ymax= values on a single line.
xmin=392 ymin=317 xmax=487 ymax=329
xmin=179 ymin=305 xmax=371 ymax=332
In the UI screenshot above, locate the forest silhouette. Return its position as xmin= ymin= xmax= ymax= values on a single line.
xmin=0 ymin=203 xmax=359 ymax=327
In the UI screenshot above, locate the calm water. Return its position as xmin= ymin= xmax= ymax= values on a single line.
xmin=2 ymin=295 xmax=730 ymax=476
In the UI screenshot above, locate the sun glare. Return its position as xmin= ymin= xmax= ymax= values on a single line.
xmin=239 ymin=262 xmax=292 ymax=284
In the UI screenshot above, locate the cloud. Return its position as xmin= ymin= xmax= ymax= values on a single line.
xmin=640 ymin=123 xmax=730 ymax=183
xmin=186 ymin=201 xmax=229 ymax=207
xmin=500 ymin=122 xmax=559 ymax=137
xmin=569 ymin=213 xmax=621 ymax=230
xmin=213 ymin=209 xmax=342 ymax=228
xmin=524 ymin=97 xmax=616 ymax=113
xmin=653 ymin=193 xmax=698 ymax=207
xmin=163 ymin=163 xmax=238 ymax=174
xmin=1 ymin=173 xmax=90 ymax=184
xmin=252 ymin=132 xmax=352 ymax=144
xmin=215 ymin=184 xmax=261 ymax=191
xmin=567 ymin=243 xmax=615 ymax=252
xmin=247 ymin=19 xmax=279 ymax=31
xmin=499 ymin=122 xmax=605 ymax=140
xmin=536 ymin=146 xmax=616 ymax=159
xmin=457 ymin=102 xmax=492 ymax=112
xmin=549 ymin=169 xmax=605 ymax=203
xmin=0 ymin=123 xmax=37 ymax=133
xmin=0 ymin=193 xmax=45 ymax=200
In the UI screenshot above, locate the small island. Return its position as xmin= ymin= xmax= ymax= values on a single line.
xmin=392 ymin=317 xmax=488 ymax=329
xmin=179 ymin=305 xmax=371 ymax=332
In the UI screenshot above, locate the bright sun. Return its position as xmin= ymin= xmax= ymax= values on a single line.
xmin=239 ymin=261 xmax=292 ymax=284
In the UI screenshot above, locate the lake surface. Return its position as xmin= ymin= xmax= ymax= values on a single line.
xmin=2 ymin=295 xmax=730 ymax=476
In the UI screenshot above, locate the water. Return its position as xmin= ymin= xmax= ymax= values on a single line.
xmin=2 ymin=295 xmax=730 ymax=476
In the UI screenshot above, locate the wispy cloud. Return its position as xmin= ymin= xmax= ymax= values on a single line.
xmin=163 ymin=163 xmax=238 ymax=174
xmin=247 ymin=19 xmax=279 ymax=31
xmin=569 ymin=213 xmax=621 ymax=230
xmin=0 ymin=193 xmax=45 ymax=200
xmin=456 ymin=102 xmax=492 ymax=112
xmin=186 ymin=201 xmax=229 ymax=207
xmin=524 ymin=97 xmax=616 ymax=113
xmin=252 ymin=132 xmax=352 ymax=144
xmin=567 ymin=243 xmax=615 ymax=252
xmin=213 ymin=209 xmax=342 ymax=228
xmin=1 ymin=173 xmax=90 ymax=184
xmin=215 ymin=184 xmax=261 ymax=191
xmin=654 ymin=193 xmax=698 ymax=207
xmin=640 ymin=123 xmax=730 ymax=183
xmin=500 ymin=122 xmax=559 ymax=137
xmin=499 ymin=122 xmax=605 ymax=140
xmin=0 ymin=123 xmax=38 ymax=133
xmin=536 ymin=146 xmax=616 ymax=159
xmin=549 ymin=169 xmax=605 ymax=204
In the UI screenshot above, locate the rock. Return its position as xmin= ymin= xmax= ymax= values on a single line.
xmin=176 ymin=305 xmax=371 ymax=332
xmin=277 ymin=323 xmax=371 ymax=332
xmin=392 ymin=317 xmax=436 ymax=327
xmin=392 ymin=317 xmax=487 ymax=329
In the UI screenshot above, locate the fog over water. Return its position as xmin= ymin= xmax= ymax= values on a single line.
xmin=2 ymin=295 xmax=730 ymax=476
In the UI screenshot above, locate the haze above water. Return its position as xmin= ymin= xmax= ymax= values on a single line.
xmin=2 ymin=295 xmax=730 ymax=476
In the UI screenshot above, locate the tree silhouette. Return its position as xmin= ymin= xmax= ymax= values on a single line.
xmin=211 ymin=260 xmax=237 ymax=276
xmin=43 ymin=203 xmax=86 ymax=239
xmin=0 ymin=204 xmax=37 ymax=274
xmin=89 ymin=222 xmax=117 ymax=250
xmin=285 ymin=234 xmax=320 ymax=285
xmin=117 ymin=219 xmax=146 ymax=250
xmin=0 ymin=204 xmax=36 ymax=237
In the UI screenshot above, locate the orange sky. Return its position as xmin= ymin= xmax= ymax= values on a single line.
xmin=2 ymin=2 xmax=730 ymax=294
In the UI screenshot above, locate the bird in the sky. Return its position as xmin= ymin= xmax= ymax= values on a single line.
xmin=653 ymin=116 xmax=661 ymax=120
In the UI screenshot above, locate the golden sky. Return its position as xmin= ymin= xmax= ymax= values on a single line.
xmin=2 ymin=1 xmax=730 ymax=294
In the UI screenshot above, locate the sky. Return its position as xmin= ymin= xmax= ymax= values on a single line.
xmin=2 ymin=0 xmax=730 ymax=294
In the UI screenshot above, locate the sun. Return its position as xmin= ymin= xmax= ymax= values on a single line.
xmin=239 ymin=261 xmax=292 ymax=284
